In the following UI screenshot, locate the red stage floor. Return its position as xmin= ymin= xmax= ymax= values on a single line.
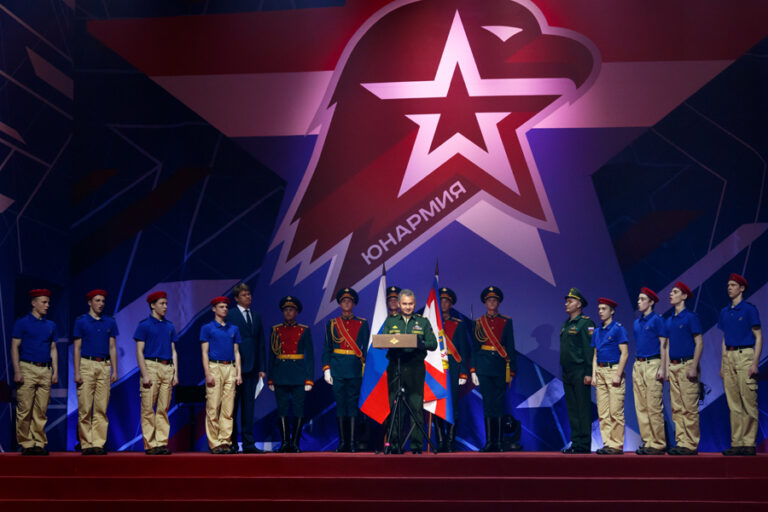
xmin=0 ymin=452 xmax=766 ymax=511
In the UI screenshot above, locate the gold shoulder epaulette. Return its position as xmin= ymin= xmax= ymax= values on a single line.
xmin=272 ymin=324 xmax=282 ymax=330
xmin=298 ymin=323 xmax=309 ymax=329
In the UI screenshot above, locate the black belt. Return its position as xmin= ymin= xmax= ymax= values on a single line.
xmin=20 ymin=360 xmax=51 ymax=368
xmin=82 ymin=355 xmax=110 ymax=362
xmin=209 ymin=359 xmax=235 ymax=365
xmin=146 ymin=357 xmax=172 ymax=365
xmin=726 ymin=345 xmax=754 ymax=351
xmin=597 ymin=361 xmax=618 ymax=367
xmin=670 ymin=356 xmax=693 ymax=364
xmin=636 ymin=355 xmax=660 ymax=362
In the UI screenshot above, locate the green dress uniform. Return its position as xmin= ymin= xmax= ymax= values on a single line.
xmin=472 ymin=286 xmax=516 ymax=452
xmin=383 ymin=312 xmax=437 ymax=453
xmin=433 ymin=287 xmax=471 ymax=452
xmin=268 ymin=296 xmax=314 ymax=452
xmin=560 ymin=288 xmax=596 ymax=453
xmin=322 ymin=288 xmax=370 ymax=451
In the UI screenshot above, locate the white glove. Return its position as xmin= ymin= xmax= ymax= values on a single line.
xmin=324 ymin=369 xmax=333 ymax=385
xmin=268 ymin=384 xmax=275 ymax=392
xmin=471 ymin=372 xmax=480 ymax=387
xmin=458 ymin=377 xmax=467 ymax=386
xmin=304 ymin=384 xmax=312 ymax=392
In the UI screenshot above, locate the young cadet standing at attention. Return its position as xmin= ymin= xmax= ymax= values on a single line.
xmin=560 ymin=288 xmax=595 ymax=454
xmin=73 ymin=289 xmax=118 ymax=455
xmin=434 ymin=287 xmax=470 ymax=452
xmin=383 ymin=289 xmax=437 ymax=454
xmin=201 ymin=296 xmax=243 ymax=454
xmin=719 ymin=273 xmax=762 ymax=456
xmin=134 ymin=291 xmax=178 ymax=455
xmin=632 ymin=287 xmax=668 ymax=455
xmin=471 ymin=286 xmax=516 ymax=453
xmin=12 ymin=289 xmax=58 ymax=455
xmin=322 ymin=287 xmax=369 ymax=452
xmin=591 ymin=297 xmax=629 ymax=455
xmin=268 ymin=296 xmax=314 ymax=453
xmin=665 ymin=282 xmax=703 ymax=456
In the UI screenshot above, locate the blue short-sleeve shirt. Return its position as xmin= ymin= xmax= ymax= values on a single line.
xmin=73 ymin=314 xmax=119 ymax=358
xmin=200 ymin=320 xmax=241 ymax=361
xmin=666 ymin=309 xmax=702 ymax=359
xmin=633 ymin=312 xmax=667 ymax=358
xmin=133 ymin=315 xmax=177 ymax=360
xmin=13 ymin=313 xmax=57 ymax=363
xmin=591 ymin=320 xmax=628 ymax=363
xmin=718 ymin=301 xmax=761 ymax=347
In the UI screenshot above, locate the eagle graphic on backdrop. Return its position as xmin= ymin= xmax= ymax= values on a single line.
xmin=269 ymin=0 xmax=600 ymax=321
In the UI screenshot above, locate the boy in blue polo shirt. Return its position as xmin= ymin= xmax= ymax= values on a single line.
xmin=73 ymin=289 xmax=118 ymax=455
xmin=591 ymin=297 xmax=629 ymax=454
xmin=632 ymin=287 xmax=668 ymax=455
xmin=134 ymin=291 xmax=178 ymax=455
xmin=201 ymin=296 xmax=243 ymax=454
xmin=719 ymin=273 xmax=763 ymax=456
xmin=665 ymin=281 xmax=703 ymax=455
xmin=11 ymin=289 xmax=58 ymax=455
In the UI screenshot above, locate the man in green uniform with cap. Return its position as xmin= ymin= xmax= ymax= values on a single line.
xmin=560 ymin=288 xmax=596 ymax=453
xmin=322 ymin=287 xmax=370 ymax=452
xmin=383 ymin=289 xmax=437 ymax=454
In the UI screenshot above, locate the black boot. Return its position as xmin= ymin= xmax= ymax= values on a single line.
xmin=348 ymin=417 xmax=358 ymax=453
xmin=291 ymin=417 xmax=304 ymax=453
xmin=481 ymin=417 xmax=493 ymax=452
xmin=277 ymin=417 xmax=290 ymax=453
xmin=432 ymin=417 xmax=445 ymax=452
xmin=335 ymin=417 xmax=347 ymax=452
xmin=446 ymin=424 xmax=456 ymax=453
xmin=493 ymin=417 xmax=504 ymax=452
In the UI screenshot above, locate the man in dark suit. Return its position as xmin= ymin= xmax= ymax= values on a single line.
xmin=227 ymin=283 xmax=266 ymax=453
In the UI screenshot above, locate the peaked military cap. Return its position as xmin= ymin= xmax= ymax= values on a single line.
xmin=336 ymin=287 xmax=359 ymax=304
xmin=439 ymin=287 xmax=457 ymax=305
xmin=386 ymin=286 xmax=401 ymax=299
xmin=481 ymin=286 xmax=503 ymax=303
xmin=565 ymin=287 xmax=588 ymax=307
xmin=279 ymin=295 xmax=303 ymax=314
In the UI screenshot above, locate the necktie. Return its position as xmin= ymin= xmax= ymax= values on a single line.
xmin=245 ymin=309 xmax=253 ymax=331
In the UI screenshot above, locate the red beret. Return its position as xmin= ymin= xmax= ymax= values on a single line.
xmin=210 ymin=296 xmax=230 ymax=307
xmin=729 ymin=273 xmax=748 ymax=289
xmin=29 ymin=289 xmax=51 ymax=299
xmin=86 ymin=289 xmax=107 ymax=301
xmin=639 ymin=287 xmax=658 ymax=303
xmin=146 ymin=291 xmax=167 ymax=303
xmin=598 ymin=297 xmax=618 ymax=309
xmin=674 ymin=281 xmax=692 ymax=297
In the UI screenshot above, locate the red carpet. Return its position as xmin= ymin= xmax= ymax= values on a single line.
xmin=0 ymin=452 xmax=766 ymax=510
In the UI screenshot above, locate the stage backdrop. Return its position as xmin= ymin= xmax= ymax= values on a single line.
xmin=1 ymin=0 xmax=767 ymax=452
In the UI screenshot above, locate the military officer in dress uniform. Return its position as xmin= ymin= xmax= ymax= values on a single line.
xmin=322 ymin=287 xmax=370 ymax=452
xmin=719 ymin=273 xmax=762 ymax=456
xmin=632 ymin=287 xmax=668 ymax=455
xmin=433 ymin=287 xmax=470 ymax=452
xmin=387 ymin=286 xmax=401 ymax=317
xmin=268 ymin=296 xmax=314 ymax=453
xmin=560 ymin=288 xmax=595 ymax=454
xmin=383 ymin=289 xmax=437 ymax=454
xmin=73 ymin=289 xmax=118 ymax=455
xmin=201 ymin=297 xmax=243 ymax=454
xmin=666 ymin=281 xmax=703 ymax=455
xmin=470 ymin=286 xmax=516 ymax=452
xmin=591 ymin=297 xmax=629 ymax=454
xmin=12 ymin=289 xmax=58 ymax=455
xmin=134 ymin=291 xmax=179 ymax=455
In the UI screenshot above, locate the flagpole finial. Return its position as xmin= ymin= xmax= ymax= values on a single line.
xmin=382 ymin=263 xmax=386 ymax=276
xmin=435 ymin=259 xmax=439 ymax=276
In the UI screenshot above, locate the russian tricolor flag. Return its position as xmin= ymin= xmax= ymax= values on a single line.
xmin=358 ymin=271 xmax=390 ymax=423
xmin=423 ymin=275 xmax=453 ymax=423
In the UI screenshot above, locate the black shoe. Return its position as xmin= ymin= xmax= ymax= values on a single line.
xmin=82 ymin=447 xmax=99 ymax=456
xmin=722 ymin=446 xmax=741 ymax=456
xmin=228 ymin=444 xmax=240 ymax=454
xmin=335 ymin=417 xmax=347 ymax=452
xmin=145 ymin=447 xmax=159 ymax=455
xmin=243 ymin=445 xmax=264 ymax=454
xmin=639 ymin=447 xmax=664 ymax=455
xmin=291 ymin=417 xmax=304 ymax=453
xmin=446 ymin=424 xmax=456 ymax=453
xmin=480 ymin=418 xmax=494 ymax=452
xmin=159 ymin=445 xmax=172 ymax=455
xmin=669 ymin=446 xmax=697 ymax=455
xmin=26 ymin=446 xmax=48 ymax=456
xmin=96 ymin=447 xmax=108 ymax=455
xmin=277 ymin=417 xmax=290 ymax=453
xmin=740 ymin=446 xmax=757 ymax=456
